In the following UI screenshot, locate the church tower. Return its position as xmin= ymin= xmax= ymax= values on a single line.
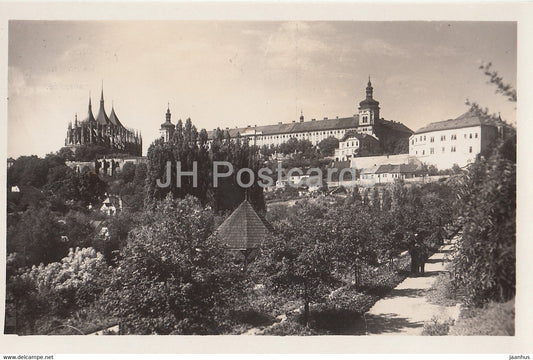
xmin=159 ymin=104 xmax=175 ymax=142
xmin=358 ymin=77 xmax=380 ymax=135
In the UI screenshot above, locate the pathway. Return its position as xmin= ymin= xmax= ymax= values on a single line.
xmin=364 ymin=241 xmax=460 ymax=335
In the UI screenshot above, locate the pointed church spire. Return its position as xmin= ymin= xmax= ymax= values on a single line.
xmin=166 ymin=103 xmax=172 ymax=123
xmin=366 ymin=75 xmax=373 ymax=99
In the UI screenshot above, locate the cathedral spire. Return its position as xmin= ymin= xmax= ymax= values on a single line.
xmin=100 ymin=82 xmax=104 ymax=105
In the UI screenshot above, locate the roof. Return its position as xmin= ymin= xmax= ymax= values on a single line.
xmin=95 ymin=91 xmax=110 ymax=125
xmin=375 ymin=163 xmax=419 ymax=174
xmin=414 ymin=111 xmax=499 ymax=135
xmin=83 ymin=98 xmax=96 ymax=123
xmin=108 ymin=108 xmax=124 ymax=128
xmin=379 ymin=119 xmax=413 ymax=135
xmin=160 ymin=120 xmax=175 ymax=129
xmin=207 ymin=116 xmax=359 ymax=139
xmin=341 ymin=131 xmax=380 ymax=142
xmin=216 ymin=200 xmax=270 ymax=250
xmin=359 ymin=98 xmax=380 ymax=108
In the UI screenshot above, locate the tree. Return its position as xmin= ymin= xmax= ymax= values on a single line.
xmin=256 ymin=200 xmax=339 ymax=326
xmin=252 ymin=233 xmax=337 ymax=327
xmin=7 ymin=206 xmax=65 ymax=267
xmin=7 ymin=247 xmax=110 ymax=333
xmin=453 ymin=144 xmax=515 ymax=305
xmin=453 ymin=63 xmax=516 ymax=306
xmin=105 ymin=196 xmax=245 ymax=334
xmin=318 ymin=137 xmax=340 ymax=156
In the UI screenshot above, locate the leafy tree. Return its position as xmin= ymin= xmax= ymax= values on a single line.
xmin=77 ymin=170 xmax=106 ymax=206
xmin=453 ymin=144 xmax=515 ymax=305
xmin=145 ymin=122 xmax=265 ymax=213
xmin=318 ymin=137 xmax=340 ymax=156
xmin=7 ymin=206 xmax=65 ymax=267
xmin=252 ymin=233 xmax=337 ymax=327
xmin=453 ymin=63 xmax=516 ymax=306
xmin=7 ymin=247 xmax=110 ymax=333
xmin=256 ymin=201 xmax=339 ymax=326
xmin=105 ymin=196 xmax=244 ymax=334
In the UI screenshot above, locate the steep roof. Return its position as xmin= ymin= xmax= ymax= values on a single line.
xmin=207 ymin=116 xmax=359 ymax=140
xmin=108 ymin=107 xmax=123 ymax=128
xmin=216 ymin=200 xmax=270 ymax=250
xmin=95 ymin=90 xmax=110 ymax=125
xmin=83 ymin=98 xmax=96 ymax=123
xmin=414 ymin=111 xmax=499 ymax=135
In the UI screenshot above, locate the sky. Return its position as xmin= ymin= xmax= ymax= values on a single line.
xmin=7 ymin=21 xmax=517 ymax=158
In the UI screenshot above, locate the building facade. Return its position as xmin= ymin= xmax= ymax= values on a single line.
xmin=206 ymin=79 xmax=412 ymax=149
xmin=334 ymin=132 xmax=381 ymax=161
xmin=409 ymin=111 xmax=502 ymax=169
xmin=65 ymin=89 xmax=142 ymax=156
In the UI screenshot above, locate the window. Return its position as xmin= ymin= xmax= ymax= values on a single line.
xmin=430 ymin=148 xmax=434 ymax=154
xmin=469 ymin=146 xmax=473 ymax=153
xmin=464 ymin=134 xmax=467 ymax=138
xmin=469 ymin=133 xmax=472 ymax=139
xmin=451 ymin=134 xmax=457 ymax=140
xmin=430 ymin=137 xmax=434 ymax=143
xmin=422 ymin=150 xmax=425 ymax=155
xmin=441 ymin=135 xmax=446 ymax=141
xmin=420 ymin=135 xmax=423 ymax=141
xmin=475 ymin=133 xmax=478 ymax=138
xmin=451 ymin=146 xmax=456 ymax=152
xmin=423 ymin=136 xmax=426 ymax=141
xmin=442 ymin=147 xmax=445 ymax=153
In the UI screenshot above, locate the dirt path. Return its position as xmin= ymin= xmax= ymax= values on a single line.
xmin=364 ymin=242 xmax=460 ymax=335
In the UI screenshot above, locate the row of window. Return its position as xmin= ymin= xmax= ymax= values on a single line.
xmin=255 ymin=128 xmax=355 ymax=141
xmin=341 ymin=140 xmax=360 ymax=148
xmin=412 ymin=132 xmax=479 ymax=145
xmin=416 ymin=146 xmax=473 ymax=155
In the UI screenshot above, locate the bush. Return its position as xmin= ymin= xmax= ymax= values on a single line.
xmin=422 ymin=316 xmax=455 ymax=336
xmin=449 ymin=299 xmax=514 ymax=336
xmin=426 ymin=271 xmax=458 ymax=306
xmin=261 ymin=319 xmax=323 ymax=335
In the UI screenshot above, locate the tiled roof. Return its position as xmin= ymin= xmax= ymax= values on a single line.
xmin=207 ymin=116 xmax=359 ymax=139
xmin=216 ymin=200 xmax=270 ymax=250
xmin=414 ymin=111 xmax=498 ymax=134
xmin=375 ymin=163 xmax=419 ymax=174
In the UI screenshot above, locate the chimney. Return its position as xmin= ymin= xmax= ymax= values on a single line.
xmin=311 ymin=118 xmax=316 ymax=122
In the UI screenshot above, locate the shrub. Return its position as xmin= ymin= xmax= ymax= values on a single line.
xmin=449 ymin=299 xmax=514 ymax=336
xmin=422 ymin=316 xmax=455 ymax=336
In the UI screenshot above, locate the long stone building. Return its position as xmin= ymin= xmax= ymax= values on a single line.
xmin=159 ymin=79 xmax=413 ymax=151
xmin=65 ymin=89 xmax=142 ymax=156
xmin=209 ymin=79 xmax=412 ymax=149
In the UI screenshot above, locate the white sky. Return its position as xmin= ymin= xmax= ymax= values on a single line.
xmin=8 ymin=21 xmax=516 ymax=158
